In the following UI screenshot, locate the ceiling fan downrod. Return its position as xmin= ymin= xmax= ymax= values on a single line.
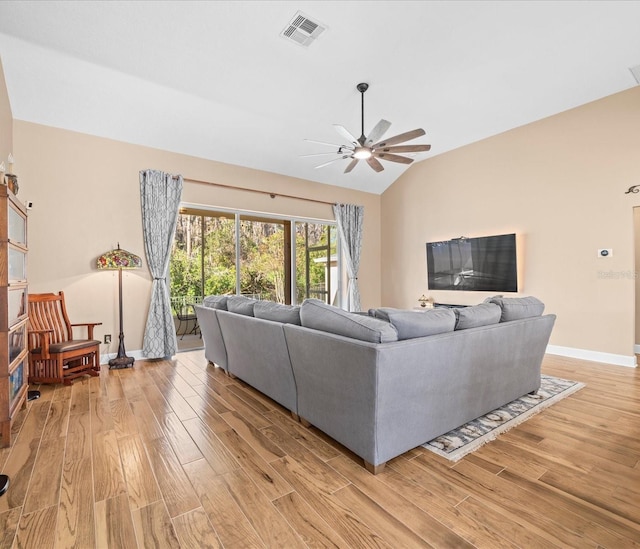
xmin=357 ymin=82 xmax=368 ymax=145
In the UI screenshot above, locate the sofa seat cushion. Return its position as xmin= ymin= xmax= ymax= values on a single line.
xmin=454 ymin=303 xmax=502 ymax=330
xmin=386 ymin=309 xmax=456 ymax=340
xmin=202 ymin=295 xmax=229 ymax=310
xmin=489 ymin=296 xmax=545 ymax=322
xmin=254 ymin=301 xmax=301 ymax=325
xmin=227 ymin=296 xmax=257 ymax=316
xmin=300 ymin=299 xmax=398 ymax=343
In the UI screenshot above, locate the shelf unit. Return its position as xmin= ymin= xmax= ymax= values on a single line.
xmin=0 ymin=185 xmax=28 ymax=447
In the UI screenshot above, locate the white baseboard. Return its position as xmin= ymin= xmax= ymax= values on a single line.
xmin=546 ymin=345 xmax=637 ymax=368
xmin=100 ymin=349 xmax=145 ymax=365
xmin=103 ymin=346 xmax=636 ymax=368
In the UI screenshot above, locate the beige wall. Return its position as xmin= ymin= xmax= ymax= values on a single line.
xmin=635 ymin=207 xmax=640 ymax=346
xmin=382 ymin=86 xmax=640 ymax=361
xmin=0 ymin=57 xmax=12 ymax=171
xmin=14 ymin=121 xmax=381 ymax=356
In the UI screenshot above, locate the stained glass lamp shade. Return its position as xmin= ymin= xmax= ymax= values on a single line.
xmin=97 ymin=244 xmax=142 ymax=369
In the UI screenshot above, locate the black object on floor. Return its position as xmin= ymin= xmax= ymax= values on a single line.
xmin=0 ymin=474 xmax=9 ymax=497
xmin=27 ymin=390 xmax=41 ymax=401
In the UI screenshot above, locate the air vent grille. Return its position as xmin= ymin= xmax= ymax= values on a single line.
xmin=281 ymin=11 xmax=326 ymax=47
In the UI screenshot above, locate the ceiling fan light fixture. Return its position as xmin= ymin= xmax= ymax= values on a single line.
xmin=353 ymin=147 xmax=372 ymax=160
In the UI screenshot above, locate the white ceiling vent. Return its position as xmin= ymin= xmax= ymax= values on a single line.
xmin=281 ymin=12 xmax=326 ymax=47
xmin=629 ymin=64 xmax=640 ymax=85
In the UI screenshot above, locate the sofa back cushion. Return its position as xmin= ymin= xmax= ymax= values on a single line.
xmin=202 ymin=295 xmax=228 ymax=310
xmin=226 ymin=295 xmax=257 ymax=316
xmin=254 ymin=301 xmax=301 ymax=325
xmin=300 ymin=299 xmax=398 ymax=343
xmin=453 ymin=303 xmax=502 ymax=330
xmin=367 ymin=307 xmax=403 ymax=322
xmin=386 ymin=309 xmax=456 ymax=340
xmin=489 ymin=296 xmax=545 ymax=321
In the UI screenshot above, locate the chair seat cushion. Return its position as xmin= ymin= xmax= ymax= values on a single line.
xmin=31 ymin=339 xmax=100 ymax=354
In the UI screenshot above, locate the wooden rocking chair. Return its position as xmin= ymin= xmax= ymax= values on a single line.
xmin=27 ymin=291 xmax=102 ymax=385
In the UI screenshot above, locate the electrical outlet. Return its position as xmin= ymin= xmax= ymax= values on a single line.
xmin=104 ymin=334 xmax=112 ymax=344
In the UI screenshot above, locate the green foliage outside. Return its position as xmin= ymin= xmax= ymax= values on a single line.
xmin=170 ymin=214 xmax=334 ymax=305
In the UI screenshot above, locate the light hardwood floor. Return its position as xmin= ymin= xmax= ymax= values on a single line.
xmin=0 ymin=351 xmax=638 ymax=548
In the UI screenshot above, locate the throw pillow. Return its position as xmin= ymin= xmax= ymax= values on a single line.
xmin=489 ymin=296 xmax=545 ymax=322
xmin=386 ymin=309 xmax=456 ymax=340
xmin=226 ymin=295 xmax=257 ymax=316
xmin=453 ymin=303 xmax=501 ymax=330
xmin=253 ymin=301 xmax=301 ymax=325
xmin=300 ymin=299 xmax=398 ymax=343
xmin=202 ymin=295 xmax=228 ymax=310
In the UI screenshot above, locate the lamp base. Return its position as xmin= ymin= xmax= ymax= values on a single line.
xmin=109 ymin=356 xmax=135 ymax=369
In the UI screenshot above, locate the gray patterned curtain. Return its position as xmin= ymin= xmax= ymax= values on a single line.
xmin=140 ymin=169 xmax=183 ymax=358
xmin=333 ymin=203 xmax=364 ymax=312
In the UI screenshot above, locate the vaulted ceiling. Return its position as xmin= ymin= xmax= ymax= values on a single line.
xmin=0 ymin=1 xmax=639 ymax=194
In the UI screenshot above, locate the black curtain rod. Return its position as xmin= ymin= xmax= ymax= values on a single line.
xmin=184 ymin=177 xmax=336 ymax=206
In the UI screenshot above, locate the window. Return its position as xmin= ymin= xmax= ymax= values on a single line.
xmin=170 ymin=207 xmax=339 ymax=309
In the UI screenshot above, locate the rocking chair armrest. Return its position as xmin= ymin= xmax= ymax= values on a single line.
xmin=71 ymin=322 xmax=103 ymax=340
xmin=28 ymin=329 xmax=54 ymax=358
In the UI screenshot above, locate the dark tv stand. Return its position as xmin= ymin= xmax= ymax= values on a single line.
xmin=434 ymin=303 xmax=468 ymax=309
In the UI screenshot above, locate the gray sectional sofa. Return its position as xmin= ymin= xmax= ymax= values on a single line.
xmin=194 ymin=295 xmax=555 ymax=473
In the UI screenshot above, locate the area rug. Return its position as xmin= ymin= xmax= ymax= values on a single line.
xmin=422 ymin=375 xmax=585 ymax=462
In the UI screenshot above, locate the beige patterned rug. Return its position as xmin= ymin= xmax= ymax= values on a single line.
xmin=422 ymin=375 xmax=585 ymax=461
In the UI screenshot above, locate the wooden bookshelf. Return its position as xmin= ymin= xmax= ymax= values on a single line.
xmin=0 ymin=184 xmax=28 ymax=447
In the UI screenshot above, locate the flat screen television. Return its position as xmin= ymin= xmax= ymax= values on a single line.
xmin=426 ymin=233 xmax=518 ymax=292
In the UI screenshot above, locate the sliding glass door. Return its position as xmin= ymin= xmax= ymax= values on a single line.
xmin=239 ymin=217 xmax=290 ymax=303
xmin=295 ymin=222 xmax=338 ymax=305
xmin=170 ymin=207 xmax=338 ymax=309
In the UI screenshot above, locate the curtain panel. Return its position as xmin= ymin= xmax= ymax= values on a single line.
xmin=140 ymin=169 xmax=183 ymax=358
xmin=333 ymin=203 xmax=364 ymax=312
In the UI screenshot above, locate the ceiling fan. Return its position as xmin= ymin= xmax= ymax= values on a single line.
xmin=303 ymin=83 xmax=431 ymax=174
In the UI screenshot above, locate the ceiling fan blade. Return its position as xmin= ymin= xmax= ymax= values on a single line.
xmin=333 ymin=125 xmax=359 ymax=146
xmin=375 ymin=144 xmax=431 ymax=153
xmin=300 ymin=151 xmax=345 ymax=158
xmin=304 ymin=138 xmax=353 ymax=149
xmin=344 ymin=159 xmax=359 ymax=173
xmin=366 ymin=157 xmax=384 ymax=173
xmin=372 ymin=128 xmax=426 ymax=148
xmin=374 ymin=152 xmax=414 ymax=165
xmin=365 ymin=119 xmax=391 ymax=146
xmin=315 ymin=155 xmax=350 ymax=169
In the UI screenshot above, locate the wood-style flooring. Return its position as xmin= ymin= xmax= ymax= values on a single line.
xmin=0 ymin=351 xmax=638 ymax=548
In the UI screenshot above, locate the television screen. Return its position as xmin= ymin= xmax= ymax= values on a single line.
xmin=426 ymin=233 xmax=518 ymax=292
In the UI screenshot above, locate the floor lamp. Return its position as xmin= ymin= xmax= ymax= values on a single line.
xmin=97 ymin=244 xmax=142 ymax=369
